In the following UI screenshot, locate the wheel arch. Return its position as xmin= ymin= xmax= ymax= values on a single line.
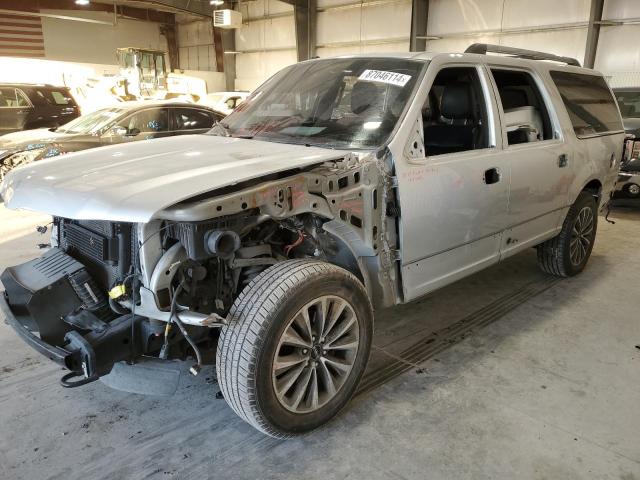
xmin=321 ymin=219 xmax=397 ymax=310
xmin=581 ymin=178 xmax=602 ymax=198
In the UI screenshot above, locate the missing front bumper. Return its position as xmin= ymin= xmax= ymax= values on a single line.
xmin=0 ymin=249 xmax=144 ymax=387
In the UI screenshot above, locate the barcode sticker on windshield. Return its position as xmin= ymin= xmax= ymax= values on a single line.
xmin=358 ymin=70 xmax=411 ymax=87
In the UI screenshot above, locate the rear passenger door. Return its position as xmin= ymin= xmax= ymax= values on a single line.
xmin=0 ymin=87 xmax=32 ymax=132
xmin=486 ymin=66 xmax=570 ymax=259
xmin=169 ymin=108 xmax=219 ymax=136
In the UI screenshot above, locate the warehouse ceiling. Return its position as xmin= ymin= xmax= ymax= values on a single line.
xmin=0 ymin=0 xmax=214 ymax=19
xmin=91 ymin=0 xmax=213 ymax=17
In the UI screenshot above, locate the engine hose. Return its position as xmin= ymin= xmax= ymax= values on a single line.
xmin=173 ymin=312 xmax=203 ymax=371
xmin=169 ymin=283 xmax=203 ymax=372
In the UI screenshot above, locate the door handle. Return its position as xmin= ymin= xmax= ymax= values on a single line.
xmin=558 ymin=154 xmax=569 ymax=168
xmin=483 ymin=167 xmax=501 ymax=185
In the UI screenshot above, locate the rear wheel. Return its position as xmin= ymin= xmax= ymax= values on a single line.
xmin=623 ymin=183 xmax=640 ymax=198
xmin=537 ymin=191 xmax=598 ymax=277
xmin=216 ymin=260 xmax=373 ymax=437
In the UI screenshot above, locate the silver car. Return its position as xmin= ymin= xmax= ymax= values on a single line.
xmin=0 ymin=44 xmax=624 ymax=437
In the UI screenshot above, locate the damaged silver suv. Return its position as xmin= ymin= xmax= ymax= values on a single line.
xmin=0 ymin=45 xmax=623 ymax=437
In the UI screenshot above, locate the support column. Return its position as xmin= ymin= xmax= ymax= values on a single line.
xmin=293 ymin=0 xmax=317 ymax=61
xmin=410 ymin=0 xmax=428 ymax=52
xmin=584 ymin=0 xmax=604 ymax=68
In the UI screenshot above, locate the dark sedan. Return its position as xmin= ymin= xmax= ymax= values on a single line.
xmin=0 ymin=101 xmax=224 ymax=181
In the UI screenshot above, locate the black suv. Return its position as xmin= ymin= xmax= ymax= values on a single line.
xmin=0 ymin=84 xmax=80 ymax=135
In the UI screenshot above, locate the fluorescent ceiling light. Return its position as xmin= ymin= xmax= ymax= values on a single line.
xmin=75 ymin=0 xmax=90 ymax=5
xmin=210 ymin=0 xmax=224 ymax=5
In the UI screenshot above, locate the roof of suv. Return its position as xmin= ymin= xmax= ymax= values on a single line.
xmin=0 ymin=83 xmax=70 ymax=89
xmin=311 ymin=50 xmax=598 ymax=75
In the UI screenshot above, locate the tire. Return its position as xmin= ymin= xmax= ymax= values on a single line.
xmin=216 ymin=260 xmax=373 ymax=437
xmin=623 ymin=183 xmax=640 ymax=198
xmin=537 ymin=191 xmax=598 ymax=277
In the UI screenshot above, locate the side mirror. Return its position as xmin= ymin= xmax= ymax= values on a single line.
xmin=110 ymin=126 xmax=128 ymax=137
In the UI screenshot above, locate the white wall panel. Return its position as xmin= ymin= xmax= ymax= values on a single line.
xmin=40 ymin=10 xmax=167 ymax=65
xmin=595 ymin=25 xmax=640 ymax=72
xmin=428 ymin=0 xmax=503 ymax=36
xmin=235 ymin=50 xmax=297 ymax=90
xmin=500 ymin=29 xmax=587 ymax=64
xmin=425 ymin=35 xmax=500 ymax=53
xmin=241 ymin=0 xmax=294 ymax=20
xmin=177 ymin=16 xmax=216 ymax=71
xmin=501 ymin=0 xmax=589 ymax=29
xmin=603 ymin=0 xmax=640 ymax=20
xmin=317 ymin=1 xmax=410 ymax=47
xmin=317 ymin=40 xmax=410 ymax=57
xmin=234 ymin=0 xmax=296 ymax=90
xmin=236 ymin=16 xmax=296 ymax=50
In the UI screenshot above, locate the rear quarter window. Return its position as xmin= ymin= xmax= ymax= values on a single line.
xmin=550 ymin=71 xmax=623 ymax=138
xmin=36 ymin=88 xmax=76 ymax=106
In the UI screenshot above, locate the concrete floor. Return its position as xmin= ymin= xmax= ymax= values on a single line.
xmin=0 ymin=202 xmax=639 ymax=480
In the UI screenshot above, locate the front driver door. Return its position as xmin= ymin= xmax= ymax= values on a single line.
xmin=394 ymin=61 xmax=510 ymax=301
xmin=116 ymin=107 xmax=170 ymax=143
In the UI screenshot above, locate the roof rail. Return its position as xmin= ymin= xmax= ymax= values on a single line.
xmin=465 ymin=43 xmax=581 ymax=67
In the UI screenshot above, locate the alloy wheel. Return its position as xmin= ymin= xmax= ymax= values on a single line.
xmin=569 ymin=206 xmax=594 ymax=266
xmin=272 ymin=295 xmax=360 ymax=414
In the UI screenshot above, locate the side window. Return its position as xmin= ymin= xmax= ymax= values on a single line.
xmin=119 ymin=108 xmax=168 ymax=133
xmin=36 ymin=88 xmax=73 ymax=106
xmin=422 ymin=67 xmax=489 ymax=156
xmin=550 ymin=71 xmax=623 ymax=137
xmin=15 ymin=89 xmax=30 ymax=107
xmin=0 ymin=88 xmax=30 ymax=108
xmin=173 ymin=109 xmax=216 ymax=130
xmin=490 ymin=69 xmax=553 ymax=145
xmin=0 ymin=88 xmax=15 ymax=107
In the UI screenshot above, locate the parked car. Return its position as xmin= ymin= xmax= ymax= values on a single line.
xmin=0 ymin=84 xmax=80 ymax=135
xmin=0 ymin=101 xmax=224 ymax=181
xmin=613 ymin=87 xmax=640 ymax=198
xmin=0 ymin=45 xmax=623 ymax=437
xmin=200 ymin=91 xmax=249 ymax=115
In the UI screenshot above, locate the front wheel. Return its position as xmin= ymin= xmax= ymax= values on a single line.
xmin=537 ymin=191 xmax=598 ymax=277
xmin=216 ymin=260 xmax=373 ymax=437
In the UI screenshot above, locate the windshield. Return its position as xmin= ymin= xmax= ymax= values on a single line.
xmin=615 ymin=90 xmax=640 ymax=118
xmin=217 ymin=58 xmax=425 ymax=149
xmin=57 ymin=107 xmax=126 ymax=134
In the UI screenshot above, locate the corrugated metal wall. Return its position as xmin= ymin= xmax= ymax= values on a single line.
xmin=232 ymin=0 xmax=640 ymax=90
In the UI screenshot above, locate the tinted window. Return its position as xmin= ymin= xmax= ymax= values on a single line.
xmin=35 ymin=88 xmax=74 ymax=106
xmin=491 ymin=69 xmax=553 ymax=145
xmin=614 ymin=90 xmax=640 ymax=118
xmin=119 ymin=108 xmax=168 ymax=133
xmin=173 ymin=109 xmax=215 ymax=130
xmin=0 ymin=88 xmax=30 ymax=108
xmin=550 ymin=71 xmax=622 ymax=137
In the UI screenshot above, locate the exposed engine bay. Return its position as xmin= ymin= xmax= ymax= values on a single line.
xmin=1 ymin=152 xmax=400 ymax=385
